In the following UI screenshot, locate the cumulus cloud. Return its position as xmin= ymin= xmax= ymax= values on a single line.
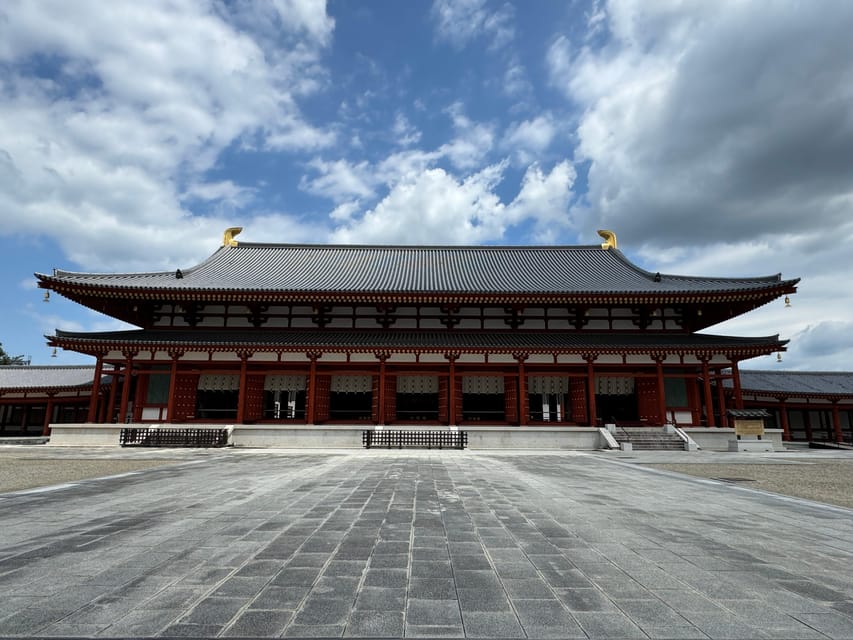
xmin=544 ymin=0 xmax=853 ymax=369
xmin=502 ymin=114 xmax=558 ymax=164
xmin=330 ymin=159 xmax=575 ymax=245
xmin=550 ymin=0 xmax=853 ymax=248
xmin=0 ymin=0 xmax=334 ymax=271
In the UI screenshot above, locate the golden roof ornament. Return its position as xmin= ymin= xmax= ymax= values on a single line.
xmin=597 ymin=229 xmax=617 ymax=250
xmin=223 ymin=227 xmax=242 ymax=247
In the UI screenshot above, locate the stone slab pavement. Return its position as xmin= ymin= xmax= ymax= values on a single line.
xmin=0 ymin=449 xmax=852 ymax=639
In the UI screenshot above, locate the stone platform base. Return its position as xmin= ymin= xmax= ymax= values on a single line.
xmin=729 ymin=438 xmax=775 ymax=452
xmin=47 ymin=423 xmax=603 ymax=450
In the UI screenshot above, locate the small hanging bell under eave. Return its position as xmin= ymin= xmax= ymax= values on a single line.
xmin=51 ymin=347 xmax=58 ymax=358
xmin=776 ymin=353 xmax=783 ymax=363
xmin=784 ymin=296 xmax=791 ymax=308
xmin=43 ymin=291 xmax=50 ymax=303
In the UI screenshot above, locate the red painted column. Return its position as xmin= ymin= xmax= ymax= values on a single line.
xmin=43 ymin=396 xmax=55 ymax=436
xmin=778 ymin=399 xmax=791 ymax=440
xmin=701 ymin=360 xmax=715 ymax=427
xmin=517 ymin=356 xmax=528 ymax=426
xmin=715 ymin=368 xmax=728 ymax=428
xmin=378 ymin=355 xmax=387 ymax=425
xmin=832 ymin=402 xmax=843 ymax=442
xmin=118 ymin=353 xmax=135 ymax=424
xmin=166 ymin=352 xmax=180 ymax=423
xmin=87 ymin=356 xmax=104 ymax=423
xmin=585 ymin=356 xmax=597 ymax=426
xmin=236 ymin=353 xmax=250 ymax=424
xmin=731 ymin=360 xmax=744 ymax=409
xmin=655 ymin=358 xmax=667 ymax=426
xmin=107 ymin=365 xmax=119 ymax=423
xmin=448 ymin=357 xmax=457 ymax=426
xmin=307 ymin=355 xmax=318 ymax=425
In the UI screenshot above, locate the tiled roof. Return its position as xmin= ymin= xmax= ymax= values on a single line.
xmin=0 ymin=365 xmax=97 ymax=391
xmin=737 ymin=370 xmax=853 ymax=397
xmin=38 ymin=243 xmax=796 ymax=296
xmin=51 ymin=329 xmax=784 ymax=353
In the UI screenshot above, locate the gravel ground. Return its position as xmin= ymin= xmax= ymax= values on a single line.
xmin=0 ymin=456 xmax=179 ymax=492
xmin=645 ymin=461 xmax=853 ymax=509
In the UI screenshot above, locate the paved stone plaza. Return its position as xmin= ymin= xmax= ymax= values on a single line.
xmin=1 ymin=450 xmax=852 ymax=639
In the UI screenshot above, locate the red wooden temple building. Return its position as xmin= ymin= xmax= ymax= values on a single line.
xmin=34 ymin=229 xmax=798 ymax=445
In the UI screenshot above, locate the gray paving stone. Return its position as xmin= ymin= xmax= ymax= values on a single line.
xmin=292 ymin=597 xmax=352 ymax=625
xmin=363 ymin=567 xmax=408 ymax=588
xmin=406 ymin=598 xmax=463 ymax=626
xmin=272 ymin=566 xmax=322 ymax=586
xmin=211 ymin=575 xmax=270 ymax=598
xmin=180 ymin=595 xmax=245 ymax=626
xmin=222 ymin=609 xmax=293 ymax=637
xmin=354 ymin=586 xmax=406 ymax=611
xmin=460 ymin=611 xmax=525 ymax=638
xmin=454 ymin=569 xmax=502 ymax=589
xmin=457 ymin=588 xmax=512 ymax=612
xmin=160 ymin=622 xmax=223 ymax=636
xmin=572 ymin=610 xmax=648 ymax=638
xmin=250 ymin=585 xmax=310 ymax=609
xmin=408 ymin=577 xmax=457 ymax=600
xmin=310 ymin=576 xmax=360 ymax=599
xmin=513 ymin=597 xmax=579 ymax=628
xmin=283 ymin=622 xmax=346 ymax=637
xmin=99 ymin=608 xmax=181 ymax=636
xmin=405 ymin=623 xmax=465 ymax=637
xmin=344 ymin=610 xmax=404 ymax=637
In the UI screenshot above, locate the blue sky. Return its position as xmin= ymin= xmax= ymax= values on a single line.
xmin=1 ymin=0 xmax=852 ymax=369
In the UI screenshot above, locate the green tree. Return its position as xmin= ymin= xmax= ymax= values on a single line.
xmin=0 ymin=343 xmax=27 ymax=365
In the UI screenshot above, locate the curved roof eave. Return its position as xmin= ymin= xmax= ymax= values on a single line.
xmin=35 ymin=243 xmax=799 ymax=298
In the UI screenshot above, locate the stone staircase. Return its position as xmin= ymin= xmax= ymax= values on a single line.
xmin=617 ymin=427 xmax=686 ymax=451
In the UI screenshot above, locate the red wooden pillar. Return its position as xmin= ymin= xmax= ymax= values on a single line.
xmin=731 ymin=360 xmax=744 ymax=409
xmin=584 ymin=355 xmax=597 ymax=426
xmin=118 ymin=352 xmax=135 ymax=424
xmin=377 ymin=354 xmax=387 ymax=425
xmin=236 ymin=352 xmax=250 ymax=424
xmin=516 ymin=354 xmax=528 ymax=426
xmin=716 ymin=368 xmax=728 ymax=428
xmin=701 ymin=359 xmax=715 ymax=427
xmin=43 ymin=395 xmax=55 ymax=436
xmin=778 ymin=398 xmax=791 ymax=440
xmin=307 ymin=354 xmax=318 ymax=425
xmin=166 ymin=351 xmax=181 ymax=423
xmin=107 ymin=365 xmax=119 ymax=423
xmin=832 ymin=402 xmax=844 ymax=442
xmin=446 ymin=353 xmax=458 ymax=426
xmin=655 ymin=358 xmax=667 ymax=426
xmin=87 ymin=356 xmax=104 ymax=423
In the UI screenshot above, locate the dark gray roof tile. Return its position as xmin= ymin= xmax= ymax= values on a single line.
xmin=737 ymin=370 xmax=853 ymax=397
xmin=0 ymin=365 xmax=97 ymax=390
xmin=38 ymin=243 xmax=796 ymax=296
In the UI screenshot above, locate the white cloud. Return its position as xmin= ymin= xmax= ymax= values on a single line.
xmin=392 ymin=113 xmax=422 ymax=147
xmin=502 ymin=114 xmax=558 ymax=164
xmin=300 ymin=158 xmax=376 ymax=203
xmin=431 ymin=0 xmax=514 ymax=50
xmin=544 ymin=0 xmax=853 ymax=370
xmin=0 ymin=0 xmax=334 ymax=271
xmin=331 ymin=158 xmax=577 ymax=246
xmin=441 ymin=103 xmax=495 ymax=170
xmin=331 ymin=164 xmax=508 ymax=245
